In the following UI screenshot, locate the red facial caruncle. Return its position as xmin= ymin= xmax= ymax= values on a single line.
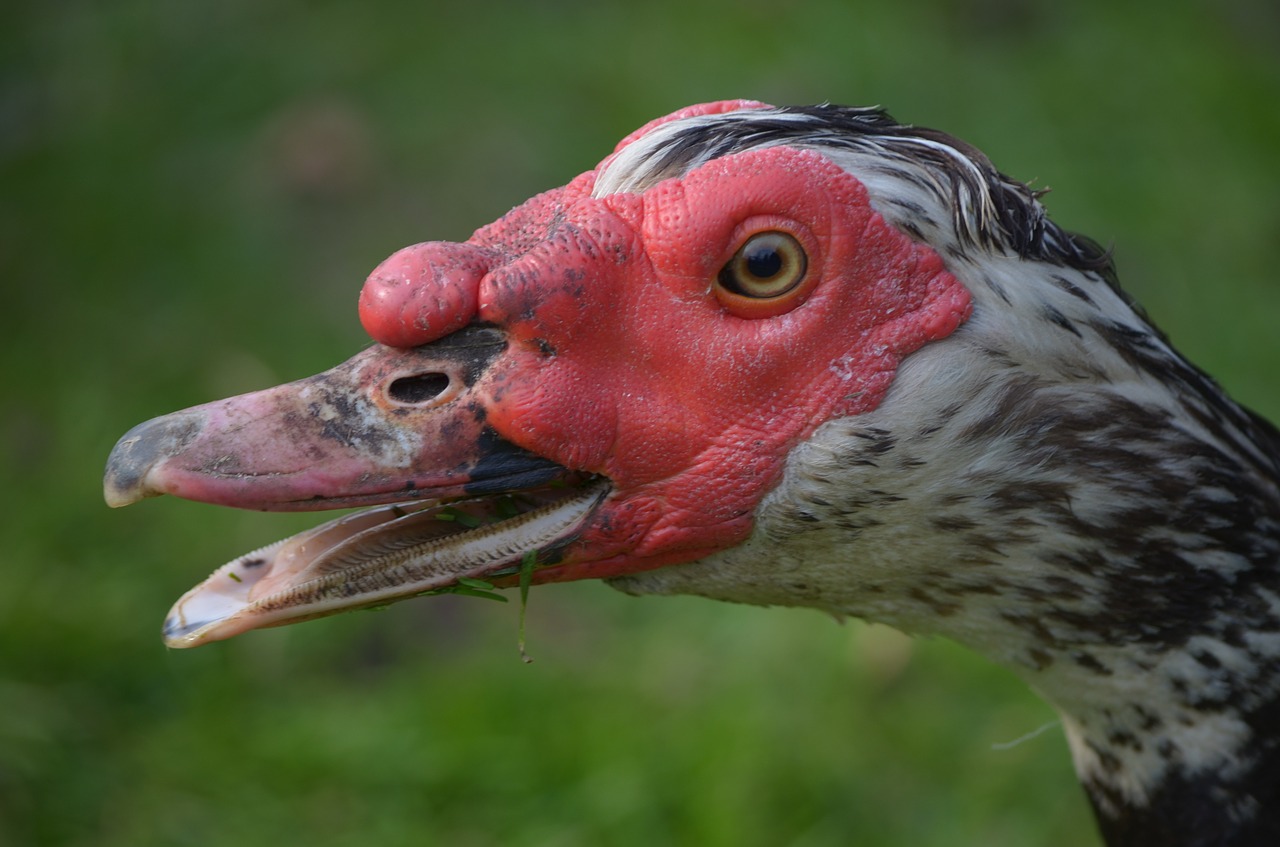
xmin=104 ymin=100 xmax=971 ymax=645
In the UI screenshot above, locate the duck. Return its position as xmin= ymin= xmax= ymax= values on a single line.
xmin=104 ymin=100 xmax=1280 ymax=846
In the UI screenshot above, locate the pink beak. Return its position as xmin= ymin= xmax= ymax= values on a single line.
xmin=104 ymin=326 xmax=608 ymax=647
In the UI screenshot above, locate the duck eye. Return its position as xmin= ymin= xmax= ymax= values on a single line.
xmin=718 ymin=231 xmax=807 ymax=299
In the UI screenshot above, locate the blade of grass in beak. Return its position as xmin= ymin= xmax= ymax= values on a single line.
xmin=518 ymin=549 xmax=538 ymax=663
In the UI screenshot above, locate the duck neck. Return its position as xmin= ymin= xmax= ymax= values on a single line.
xmin=609 ymin=330 xmax=1280 ymax=845
xmin=1020 ymin=638 xmax=1280 ymax=847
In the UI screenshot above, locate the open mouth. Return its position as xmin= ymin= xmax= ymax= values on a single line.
xmin=161 ymin=475 xmax=610 ymax=648
xmin=99 ymin=326 xmax=617 ymax=648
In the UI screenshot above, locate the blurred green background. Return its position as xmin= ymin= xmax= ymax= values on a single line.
xmin=4 ymin=1 xmax=1279 ymax=844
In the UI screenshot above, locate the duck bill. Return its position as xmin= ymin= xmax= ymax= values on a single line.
xmin=102 ymin=327 xmax=610 ymax=647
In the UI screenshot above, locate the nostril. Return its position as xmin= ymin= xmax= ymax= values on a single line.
xmin=387 ymin=373 xmax=452 ymax=405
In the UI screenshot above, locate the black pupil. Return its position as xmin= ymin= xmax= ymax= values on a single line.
xmin=744 ymin=246 xmax=783 ymax=280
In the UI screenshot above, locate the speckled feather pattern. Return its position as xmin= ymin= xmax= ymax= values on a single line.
xmin=603 ymin=105 xmax=1280 ymax=846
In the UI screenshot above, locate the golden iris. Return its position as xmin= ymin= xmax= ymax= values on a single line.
xmin=718 ymin=232 xmax=807 ymax=299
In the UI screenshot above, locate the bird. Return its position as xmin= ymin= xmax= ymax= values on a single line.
xmin=104 ymin=100 xmax=1280 ymax=846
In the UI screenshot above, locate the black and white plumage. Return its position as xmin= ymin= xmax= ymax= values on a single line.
xmin=601 ymin=105 xmax=1280 ymax=846
xmin=105 ymin=103 xmax=1280 ymax=846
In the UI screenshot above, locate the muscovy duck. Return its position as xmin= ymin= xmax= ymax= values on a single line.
xmin=104 ymin=101 xmax=1280 ymax=846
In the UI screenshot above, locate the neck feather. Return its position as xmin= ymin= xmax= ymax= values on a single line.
xmin=611 ymin=254 xmax=1280 ymax=845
